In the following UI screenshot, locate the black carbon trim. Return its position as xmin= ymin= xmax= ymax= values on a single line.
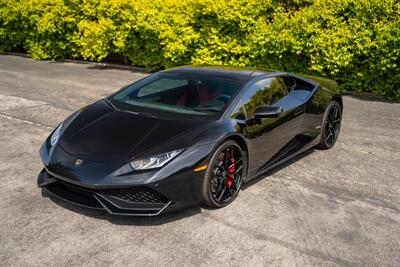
xmin=38 ymin=168 xmax=172 ymax=216
xmin=99 ymin=187 xmax=169 ymax=205
xmin=94 ymin=194 xmax=172 ymax=216
xmin=43 ymin=182 xmax=103 ymax=209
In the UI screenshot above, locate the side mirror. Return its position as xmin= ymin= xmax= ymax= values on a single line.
xmin=254 ymin=106 xmax=283 ymax=118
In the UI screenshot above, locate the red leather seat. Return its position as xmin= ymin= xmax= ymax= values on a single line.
xmin=176 ymin=83 xmax=222 ymax=106
xmin=176 ymin=91 xmax=189 ymax=106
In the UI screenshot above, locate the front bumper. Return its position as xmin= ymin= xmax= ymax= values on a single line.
xmin=38 ymin=139 xmax=216 ymax=216
xmin=38 ymin=168 xmax=200 ymax=216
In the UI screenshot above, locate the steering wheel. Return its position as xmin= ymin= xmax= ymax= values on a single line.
xmin=216 ymin=94 xmax=230 ymax=103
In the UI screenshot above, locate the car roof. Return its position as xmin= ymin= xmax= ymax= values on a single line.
xmin=162 ymin=65 xmax=286 ymax=82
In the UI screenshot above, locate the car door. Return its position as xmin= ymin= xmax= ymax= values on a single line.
xmin=231 ymin=76 xmax=305 ymax=175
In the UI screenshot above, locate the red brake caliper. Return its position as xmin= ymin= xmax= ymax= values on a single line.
xmin=226 ymin=152 xmax=236 ymax=187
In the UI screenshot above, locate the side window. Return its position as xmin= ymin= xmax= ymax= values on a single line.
xmin=137 ymin=78 xmax=188 ymax=97
xmin=240 ymin=77 xmax=288 ymax=118
xmin=284 ymin=76 xmax=315 ymax=100
xmin=284 ymin=76 xmax=315 ymax=92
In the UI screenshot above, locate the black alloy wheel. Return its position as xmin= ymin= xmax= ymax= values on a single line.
xmin=318 ymin=101 xmax=342 ymax=149
xmin=203 ymin=141 xmax=246 ymax=208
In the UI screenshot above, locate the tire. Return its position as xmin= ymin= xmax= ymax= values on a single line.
xmin=317 ymin=101 xmax=342 ymax=150
xmin=203 ymin=140 xmax=247 ymax=208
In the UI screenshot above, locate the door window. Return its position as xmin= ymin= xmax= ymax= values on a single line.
xmin=233 ymin=77 xmax=289 ymax=119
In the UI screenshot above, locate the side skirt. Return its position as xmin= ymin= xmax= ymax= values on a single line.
xmin=245 ymin=134 xmax=321 ymax=182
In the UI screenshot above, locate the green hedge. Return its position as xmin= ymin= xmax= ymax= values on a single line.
xmin=1 ymin=0 xmax=399 ymax=100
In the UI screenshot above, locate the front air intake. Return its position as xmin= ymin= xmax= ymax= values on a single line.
xmin=99 ymin=187 xmax=169 ymax=204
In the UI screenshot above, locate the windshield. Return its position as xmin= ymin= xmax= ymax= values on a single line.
xmin=109 ymin=73 xmax=243 ymax=119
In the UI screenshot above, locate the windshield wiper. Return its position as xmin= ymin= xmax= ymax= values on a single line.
xmin=194 ymin=107 xmax=220 ymax=112
xmin=103 ymin=98 xmax=117 ymax=109
xmin=125 ymin=110 xmax=157 ymax=118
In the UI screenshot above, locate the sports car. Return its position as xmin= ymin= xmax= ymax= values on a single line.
xmin=38 ymin=66 xmax=342 ymax=216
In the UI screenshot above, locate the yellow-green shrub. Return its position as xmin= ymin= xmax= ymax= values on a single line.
xmin=0 ymin=0 xmax=399 ymax=100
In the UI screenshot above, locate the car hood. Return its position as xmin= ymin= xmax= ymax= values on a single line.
xmin=59 ymin=100 xmax=211 ymax=162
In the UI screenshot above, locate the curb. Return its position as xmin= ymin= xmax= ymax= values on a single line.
xmin=0 ymin=52 xmax=147 ymax=73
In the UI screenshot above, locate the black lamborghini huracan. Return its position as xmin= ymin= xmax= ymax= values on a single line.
xmin=38 ymin=66 xmax=342 ymax=216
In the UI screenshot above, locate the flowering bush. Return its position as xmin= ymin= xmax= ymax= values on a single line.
xmin=1 ymin=0 xmax=399 ymax=99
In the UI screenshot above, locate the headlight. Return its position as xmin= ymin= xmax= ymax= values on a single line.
xmin=130 ymin=149 xmax=183 ymax=170
xmin=50 ymin=123 xmax=63 ymax=146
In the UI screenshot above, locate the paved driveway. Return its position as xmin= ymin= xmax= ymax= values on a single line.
xmin=1 ymin=55 xmax=399 ymax=266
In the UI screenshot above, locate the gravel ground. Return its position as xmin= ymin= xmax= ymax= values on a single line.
xmin=0 ymin=55 xmax=399 ymax=267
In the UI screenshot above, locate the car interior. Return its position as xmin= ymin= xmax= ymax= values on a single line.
xmin=127 ymin=78 xmax=240 ymax=113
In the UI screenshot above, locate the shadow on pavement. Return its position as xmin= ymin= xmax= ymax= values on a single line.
xmin=46 ymin=59 xmax=148 ymax=74
xmin=86 ymin=64 xmax=148 ymax=73
xmin=344 ymin=94 xmax=399 ymax=104
xmin=42 ymin=189 xmax=202 ymax=226
xmin=40 ymin=147 xmax=316 ymax=225
xmin=242 ymin=149 xmax=315 ymax=190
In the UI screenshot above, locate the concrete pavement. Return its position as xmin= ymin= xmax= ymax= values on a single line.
xmin=0 ymin=55 xmax=399 ymax=266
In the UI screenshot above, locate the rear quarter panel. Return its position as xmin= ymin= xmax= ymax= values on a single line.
xmin=304 ymin=84 xmax=339 ymax=138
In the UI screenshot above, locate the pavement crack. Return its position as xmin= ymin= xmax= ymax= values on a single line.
xmin=290 ymin=179 xmax=400 ymax=214
xmin=0 ymin=103 xmax=48 ymax=113
xmin=0 ymin=113 xmax=53 ymax=129
xmin=202 ymin=212 xmax=361 ymax=267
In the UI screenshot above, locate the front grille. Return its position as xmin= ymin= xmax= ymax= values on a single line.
xmin=99 ymin=187 xmax=169 ymax=204
xmin=44 ymin=180 xmax=103 ymax=209
xmin=39 ymin=169 xmax=171 ymax=215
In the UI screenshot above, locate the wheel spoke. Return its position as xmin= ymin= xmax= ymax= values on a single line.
xmin=225 ymin=148 xmax=231 ymax=170
xmin=216 ymin=187 xmax=226 ymax=201
xmin=234 ymin=174 xmax=243 ymax=189
xmin=237 ymin=174 xmax=242 ymax=185
xmin=234 ymin=165 xmax=243 ymax=174
xmin=231 ymin=179 xmax=238 ymax=190
xmin=328 ymin=128 xmax=335 ymax=143
xmin=331 ymin=127 xmax=336 ymax=140
xmin=214 ymin=175 xmax=225 ymax=182
xmin=229 ymin=158 xmax=242 ymax=168
xmin=325 ymin=130 xmax=333 ymax=144
xmin=333 ymin=106 xmax=338 ymax=119
xmin=327 ymin=113 xmax=333 ymax=122
xmin=325 ymin=125 xmax=331 ymax=135
xmin=214 ymin=163 xmax=226 ymax=173
xmin=225 ymin=187 xmax=232 ymax=197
